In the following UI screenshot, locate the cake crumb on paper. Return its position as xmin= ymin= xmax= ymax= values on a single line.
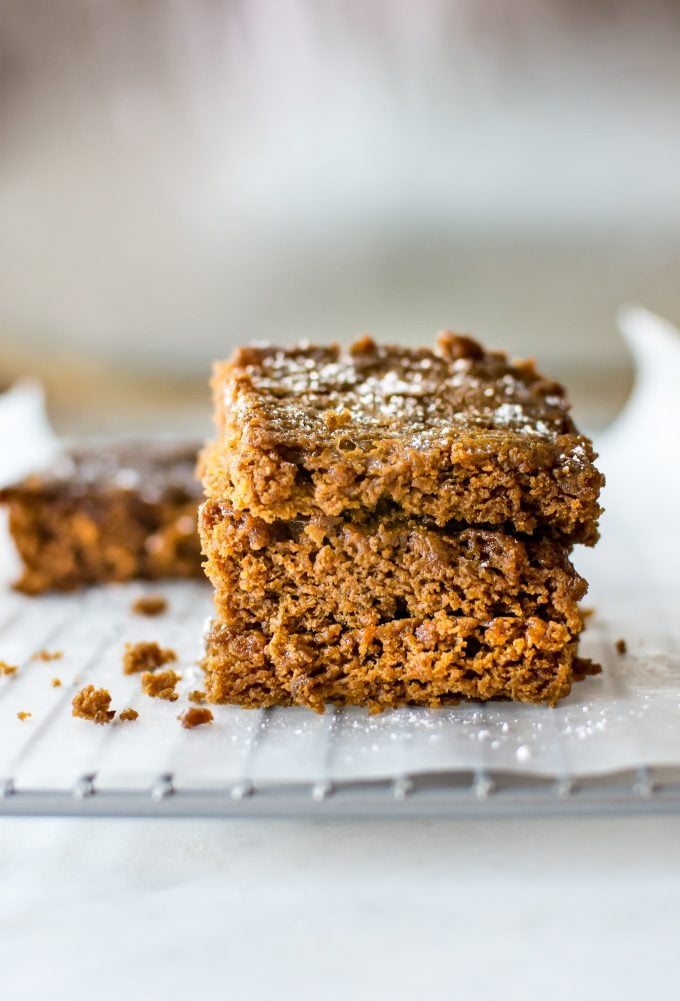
xmin=572 ymin=657 xmax=602 ymax=680
xmin=119 ymin=707 xmax=139 ymax=722
xmin=178 ymin=707 xmax=213 ymax=729
xmin=72 ymin=685 xmax=115 ymax=724
xmin=141 ymin=669 xmax=180 ymax=701
xmin=32 ymin=649 xmax=63 ymax=662
xmin=0 ymin=661 xmax=18 ymax=676
xmin=123 ymin=641 xmax=177 ymax=675
xmin=188 ymin=689 xmax=207 ymax=704
xmin=51 ymin=678 xmax=62 ymax=688
xmin=131 ymin=595 xmax=168 ymax=617
xmin=17 ymin=711 xmax=32 ymax=721
xmin=615 ymin=638 xmax=627 ymax=655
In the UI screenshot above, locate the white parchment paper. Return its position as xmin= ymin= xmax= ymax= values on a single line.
xmin=0 ymin=307 xmax=678 ymax=788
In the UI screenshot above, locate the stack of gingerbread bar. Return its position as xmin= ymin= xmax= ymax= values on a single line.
xmin=199 ymin=333 xmax=604 ymax=711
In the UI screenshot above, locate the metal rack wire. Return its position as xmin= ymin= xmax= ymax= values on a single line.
xmin=2 ymin=767 xmax=680 ymax=818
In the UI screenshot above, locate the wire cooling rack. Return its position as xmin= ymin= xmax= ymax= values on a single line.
xmin=3 ymin=768 xmax=680 ymax=819
xmin=4 ymin=771 xmax=680 ymax=819
xmin=0 ymin=575 xmax=679 ymax=819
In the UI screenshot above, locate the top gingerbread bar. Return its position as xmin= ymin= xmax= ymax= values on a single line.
xmin=201 ymin=332 xmax=604 ymax=544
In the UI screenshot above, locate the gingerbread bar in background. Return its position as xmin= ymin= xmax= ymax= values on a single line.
xmin=0 ymin=439 xmax=204 ymax=594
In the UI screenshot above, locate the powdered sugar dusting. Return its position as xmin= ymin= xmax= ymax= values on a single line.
xmin=239 ymin=340 xmax=573 ymax=448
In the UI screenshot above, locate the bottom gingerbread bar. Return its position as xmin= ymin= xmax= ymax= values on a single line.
xmin=0 ymin=439 xmax=204 ymax=594
xmin=203 ymin=618 xmax=588 ymax=712
xmin=199 ymin=503 xmax=590 ymax=711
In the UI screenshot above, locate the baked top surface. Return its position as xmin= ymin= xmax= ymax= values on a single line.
xmin=215 ymin=333 xmax=579 ymax=449
xmin=1 ymin=438 xmax=203 ymax=503
xmin=204 ymin=333 xmax=603 ymax=541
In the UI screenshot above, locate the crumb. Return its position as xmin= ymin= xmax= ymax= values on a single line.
xmin=188 ymin=689 xmax=207 ymax=704
xmin=572 ymin=657 xmax=602 ymax=681
xmin=615 ymin=638 xmax=627 ymax=655
xmin=72 ymin=684 xmax=115 ymax=724
xmin=17 ymin=711 xmax=32 ymax=721
xmin=0 ymin=661 xmax=18 ymax=676
xmin=123 ymin=641 xmax=177 ymax=675
xmin=131 ymin=595 xmax=168 ymax=617
xmin=119 ymin=707 xmax=139 ymax=721
xmin=581 ymin=607 xmax=595 ymax=620
xmin=31 ymin=649 xmax=63 ymax=662
xmin=141 ymin=668 xmax=180 ymax=701
xmin=51 ymin=677 xmax=62 ymax=688
xmin=178 ymin=707 xmax=214 ymax=729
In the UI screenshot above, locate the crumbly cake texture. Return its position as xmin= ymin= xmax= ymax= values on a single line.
xmin=201 ymin=506 xmax=587 ymax=709
xmin=199 ymin=332 xmax=603 ymax=712
xmin=0 ymin=439 xmax=203 ymax=594
xmin=123 ymin=641 xmax=177 ymax=675
xmin=201 ymin=333 xmax=603 ymax=544
xmin=201 ymin=505 xmax=585 ymax=636
xmin=141 ymin=668 xmax=180 ymax=701
xmin=72 ymin=685 xmax=115 ymax=724
xmin=204 ymin=621 xmax=591 ymax=712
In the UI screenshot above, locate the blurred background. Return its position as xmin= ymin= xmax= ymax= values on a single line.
xmin=1 ymin=0 xmax=679 ymax=435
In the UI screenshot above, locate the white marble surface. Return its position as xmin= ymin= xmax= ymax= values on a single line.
xmin=2 ymin=815 xmax=680 ymax=1001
